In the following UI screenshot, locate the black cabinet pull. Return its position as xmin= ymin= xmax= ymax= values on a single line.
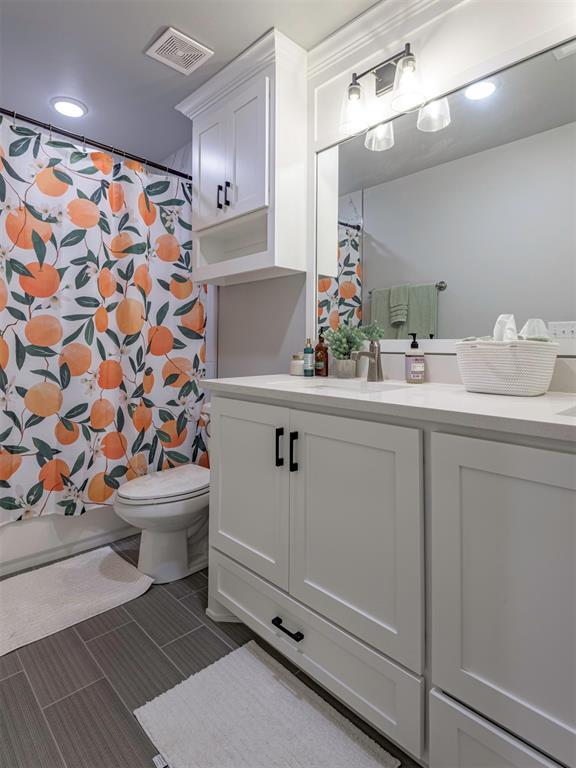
xmin=289 ymin=431 xmax=298 ymax=472
xmin=217 ymin=184 xmax=223 ymax=209
xmin=271 ymin=616 xmax=304 ymax=642
xmin=224 ymin=180 xmax=231 ymax=206
xmin=275 ymin=427 xmax=284 ymax=467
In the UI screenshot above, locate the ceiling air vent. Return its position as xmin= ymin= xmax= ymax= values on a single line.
xmin=146 ymin=27 xmax=214 ymax=75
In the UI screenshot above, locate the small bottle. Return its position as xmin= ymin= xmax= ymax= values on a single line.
xmin=405 ymin=333 xmax=426 ymax=383
xmin=303 ymin=338 xmax=315 ymax=377
xmin=314 ymin=334 xmax=328 ymax=377
xmin=289 ymin=354 xmax=304 ymax=376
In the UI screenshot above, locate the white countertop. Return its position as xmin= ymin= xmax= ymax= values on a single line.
xmin=204 ymin=374 xmax=576 ymax=443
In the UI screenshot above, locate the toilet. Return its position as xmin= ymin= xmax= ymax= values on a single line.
xmin=114 ymin=463 xmax=210 ymax=583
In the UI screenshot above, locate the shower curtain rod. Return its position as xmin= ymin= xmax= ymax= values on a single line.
xmin=0 ymin=107 xmax=193 ymax=182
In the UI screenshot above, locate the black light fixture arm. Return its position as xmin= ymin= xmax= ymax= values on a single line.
xmin=350 ymin=43 xmax=411 ymax=86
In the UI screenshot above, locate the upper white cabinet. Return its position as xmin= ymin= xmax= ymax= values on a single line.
xmin=289 ymin=410 xmax=423 ymax=672
xmin=177 ymin=30 xmax=307 ymax=285
xmin=192 ymin=77 xmax=269 ymax=231
xmin=431 ymin=433 xmax=576 ymax=768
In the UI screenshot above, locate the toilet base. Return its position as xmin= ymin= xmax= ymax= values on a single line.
xmin=138 ymin=529 xmax=206 ymax=583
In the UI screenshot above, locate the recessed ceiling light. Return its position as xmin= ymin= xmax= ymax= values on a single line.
xmin=50 ymin=97 xmax=87 ymax=118
xmin=464 ymin=81 xmax=496 ymax=101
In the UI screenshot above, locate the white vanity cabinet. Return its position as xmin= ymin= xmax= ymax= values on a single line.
xmin=289 ymin=410 xmax=423 ymax=672
xmin=209 ymin=395 xmax=425 ymax=758
xmin=430 ymin=690 xmax=564 ymax=768
xmin=210 ymin=398 xmax=290 ymax=588
xmin=192 ymin=76 xmax=269 ymax=232
xmin=431 ymin=433 xmax=576 ymax=768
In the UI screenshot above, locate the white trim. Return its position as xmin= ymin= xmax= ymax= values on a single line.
xmin=307 ymin=0 xmax=462 ymax=79
xmin=176 ymin=30 xmax=276 ymax=119
xmin=0 ymin=524 xmax=137 ymax=579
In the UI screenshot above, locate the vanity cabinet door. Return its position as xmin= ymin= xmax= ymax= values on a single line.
xmin=430 ymin=690 xmax=563 ymax=768
xmin=192 ymin=105 xmax=227 ymax=231
xmin=289 ymin=411 xmax=423 ymax=673
xmin=431 ymin=433 xmax=576 ymax=767
xmin=224 ymin=75 xmax=269 ymax=221
xmin=210 ymin=398 xmax=290 ymax=589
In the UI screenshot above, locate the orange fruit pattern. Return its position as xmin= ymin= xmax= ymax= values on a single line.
xmin=0 ymin=122 xmax=209 ymax=525
xmin=317 ymin=221 xmax=362 ymax=335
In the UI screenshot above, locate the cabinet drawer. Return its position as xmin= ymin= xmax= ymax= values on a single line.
xmin=211 ymin=549 xmax=424 ymax=759
xmin=430 ymin=690 xmax=564 ymax=768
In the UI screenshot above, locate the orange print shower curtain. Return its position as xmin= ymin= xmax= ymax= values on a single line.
xmin=0 ymin=117 xmax=208 ymax=525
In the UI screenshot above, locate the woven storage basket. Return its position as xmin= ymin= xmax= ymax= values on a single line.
xmin=456 ymin=340 xmax=559 ymax=396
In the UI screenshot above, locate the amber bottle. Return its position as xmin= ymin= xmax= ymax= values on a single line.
xmin=314 ymin=335 xmax=329 ymax=377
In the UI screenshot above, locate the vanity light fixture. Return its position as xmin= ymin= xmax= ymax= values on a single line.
xmin=340 ymin=43 xmax=425 ymax=136
xmin=50 ymin=97 xmax=87 ymax=118
xmin=417 ymin=97 xmax=451 ymax=132
xmin=464 ymin=80 xmax=496 ymax=100
xmin=364 ymin=121 xmax=394 ymax=151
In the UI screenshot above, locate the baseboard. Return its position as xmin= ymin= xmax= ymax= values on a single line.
xmin=0 ymin=525 xmax=137 ymax=579
xmin=205 ymin=607 xmax=241 ymax=623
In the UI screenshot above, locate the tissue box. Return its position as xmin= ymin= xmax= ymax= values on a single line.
xmin=456 ymin=340 xmax=559 ymax=396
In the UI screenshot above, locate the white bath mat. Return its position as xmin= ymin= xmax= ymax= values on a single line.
xmin=0 ymin=546 xmax=153 ymax=656
xmin=135 ymin=640 xmax=401 ymax=768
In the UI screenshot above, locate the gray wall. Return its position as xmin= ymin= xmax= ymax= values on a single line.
xmin=217 ymin=274 xmax=306 ymax=377
xmin=362 ymin=123 xmax=576 ymax=338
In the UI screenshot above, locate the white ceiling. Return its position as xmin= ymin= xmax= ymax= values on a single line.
xmin=0 ymin=0 xmax=378 ymax=162
xmin=338 ymin=45 xmax=576 ymax=195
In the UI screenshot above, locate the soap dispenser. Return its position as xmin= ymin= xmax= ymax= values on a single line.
xmin=405 ymin=333 xmax=426 ymax=383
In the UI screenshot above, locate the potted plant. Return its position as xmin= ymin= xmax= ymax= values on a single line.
xmin=324 ymin=325 xmax=365 ymax=378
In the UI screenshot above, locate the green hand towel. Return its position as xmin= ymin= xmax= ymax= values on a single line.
xmin=389 ymin=284 xmax=409 ymax=326
xmin=406 ymin=284 xmax=438 ymax=338
xmin=371 ymin=288 xmax=400 ymax=339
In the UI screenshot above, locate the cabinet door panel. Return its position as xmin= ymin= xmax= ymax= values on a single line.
xmin=211 ymin=398 xmax=289 ymax=588
xmin=430 ymin=690 xmax=563 ymax=768
xmin=225 ymin=76 xmax=269 ymax=219
xmin=289 ymin=411 xmax=423 ymax=672
xmin=431 ymin=433 xmax=576 ymax=767
xmin=192 ymin=108 xmax=226 ymax=231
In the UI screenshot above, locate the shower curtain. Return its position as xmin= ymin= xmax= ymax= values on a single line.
xmin=317 ymin=226 xmax=362 ymax=334
xmin=0 ymin=117 xmax=208 ymax=525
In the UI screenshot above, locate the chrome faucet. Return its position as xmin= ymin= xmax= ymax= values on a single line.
xmin=352 ymin=340 xmax=384 ymax=382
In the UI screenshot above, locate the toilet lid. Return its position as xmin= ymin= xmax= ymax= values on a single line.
xmin=117 ymin=464 xmax=210 ymax=503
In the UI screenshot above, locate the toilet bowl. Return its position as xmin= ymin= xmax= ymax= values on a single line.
xmin=114 ymin=463 xmax=210 ymax=583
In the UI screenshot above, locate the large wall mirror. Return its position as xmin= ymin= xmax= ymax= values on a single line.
xmin=316 ymin=41 xmax=576 ymax=341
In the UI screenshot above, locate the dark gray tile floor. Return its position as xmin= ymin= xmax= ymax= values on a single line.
xmin=1 ymin=534 xmax=419 ymax=768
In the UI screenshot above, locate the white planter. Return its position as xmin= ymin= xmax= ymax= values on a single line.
xmin=332 ymin=358 xmax=357 ymax=378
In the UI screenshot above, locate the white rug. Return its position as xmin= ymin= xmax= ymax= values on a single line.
xmin=0 ymin=546 xmax=153 ymax=656
xmin=135 ymin=641 xmax=401 ymax=768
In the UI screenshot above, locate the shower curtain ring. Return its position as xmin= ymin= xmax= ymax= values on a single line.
xmin=82 ymin=135 xmax=86 ymax=152
xmin=48 ymin=124 xmax=53 ymax=140
xmin=12 ymin=110 xmax=17 ymax=127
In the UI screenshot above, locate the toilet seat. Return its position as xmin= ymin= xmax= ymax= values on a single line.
xmin=116 ymin=464 xmax=210 ymax=506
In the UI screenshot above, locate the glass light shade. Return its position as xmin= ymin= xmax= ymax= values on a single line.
xmin=339 ymin=80 xmax=369 ymax=136
xmin=364 ymin=121 xmax=394 ymax=151
xmin=391 ymin=54 xmax=426 ymax=113
xmin=417 ymin=97 xmax=451 ymax=132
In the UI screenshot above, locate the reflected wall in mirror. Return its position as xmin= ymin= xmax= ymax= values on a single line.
xmin=316 ymin=41 xmax=576 ymax=340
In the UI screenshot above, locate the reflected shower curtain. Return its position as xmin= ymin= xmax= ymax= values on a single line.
xmin=0 ymin=117 xmax=208 ymax=525
xmin=317 ymin=225 xmax=362 ymax=334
